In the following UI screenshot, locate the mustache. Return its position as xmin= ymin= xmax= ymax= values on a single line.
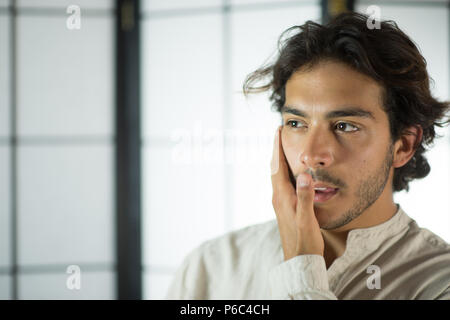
xmin=294 ymin=168 xmax=346 ymax=189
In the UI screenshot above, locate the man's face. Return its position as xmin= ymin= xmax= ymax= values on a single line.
xmin=281 ymin=60 xmax=395 ymax=230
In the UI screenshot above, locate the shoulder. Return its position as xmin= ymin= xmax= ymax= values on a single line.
xmin=417 ymin=227 xmax=450 ymax=251
xmin=400 ymin=222 xmax=450 ymax=297
xmin=413 ymin=226 xmax=450 ymax=273
xmin=404 ymin=219 xmax=450 ymax=253
xmin=195 ymin=218 xmax=280 ymax=261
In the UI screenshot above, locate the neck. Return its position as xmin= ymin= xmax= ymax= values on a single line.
xmin=321 ymin=228 xmax=349 ymax=269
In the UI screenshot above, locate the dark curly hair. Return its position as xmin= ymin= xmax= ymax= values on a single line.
xmin=243 ymin=11 xmax=450 ymax=193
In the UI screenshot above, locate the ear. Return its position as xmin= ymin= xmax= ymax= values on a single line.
xmin=392 ymin=125 xmax=424 ymax=169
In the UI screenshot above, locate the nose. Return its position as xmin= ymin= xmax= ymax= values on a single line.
xmin=299 ymin=126 xmax=334 ymax=169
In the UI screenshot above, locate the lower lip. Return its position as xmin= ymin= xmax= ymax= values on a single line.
xmin=314 ymin=189 xmax=339 ymax=203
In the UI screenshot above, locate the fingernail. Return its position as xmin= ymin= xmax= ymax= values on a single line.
xmin=297 ymin=174 xmax=310 ymax=188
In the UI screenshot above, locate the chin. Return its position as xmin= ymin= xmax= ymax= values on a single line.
xmin=314 ymin=207 xmax=343 ymax=229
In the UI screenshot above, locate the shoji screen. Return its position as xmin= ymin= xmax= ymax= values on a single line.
xmin=1 ymin=0 xmax=116 ymax=299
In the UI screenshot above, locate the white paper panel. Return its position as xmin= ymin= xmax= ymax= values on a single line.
xmin=143 ymin=271 xmax=175 ymax=300
xmin=17 ymin=0 xmax=114 ymax=9
xmin=0 ymin=275 xmax=11 ymax=300
xmin=142 ymin=0 xmax=221 ymax=12
xmin=141 ymin=13 xmax=224 ymax=139
xmin=18 ymin=145 xmax=114 ymax=266
xmin=142 ymin=144 xmax=225 ymax=268
xmin=0 ymin=14 xmax=10 ymax=138
xmin=231 ymin=0 xmax=313 ymax=5
xmin=17 ymin=15 xmax=114 ymax=137
xmin=0 ymin=146 xmax=10 ymax=268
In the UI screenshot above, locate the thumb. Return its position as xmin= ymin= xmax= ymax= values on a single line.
xmin=296 ymin=173 xmax=315 ymax=222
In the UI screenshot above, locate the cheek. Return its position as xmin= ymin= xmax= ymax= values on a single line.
xmin=353 ymin=141 xmax=382 ymax=168
xmin=349 ymin=157 xmax=375 ymax=187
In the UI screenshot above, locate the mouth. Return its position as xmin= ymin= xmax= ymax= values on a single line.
xmin=313 ymin=187 xmax=339 ymax=203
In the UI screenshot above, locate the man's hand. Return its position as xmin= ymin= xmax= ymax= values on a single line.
xmin=270 ymin=125 xmax=324 ymax=261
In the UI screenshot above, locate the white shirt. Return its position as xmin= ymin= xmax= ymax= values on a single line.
xmin=166 ymin=204 xmax=450 ymax=299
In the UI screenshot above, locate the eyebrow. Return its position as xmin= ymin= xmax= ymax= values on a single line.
xmin=281 ymin=105 xmax=376 ymax=121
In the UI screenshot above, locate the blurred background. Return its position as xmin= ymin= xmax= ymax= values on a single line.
xmin=0 ymin=0 xmax=449 ymax=299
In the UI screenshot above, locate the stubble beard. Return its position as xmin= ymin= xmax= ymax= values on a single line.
xmin=320 ymin=142 xmax=395 ymax=230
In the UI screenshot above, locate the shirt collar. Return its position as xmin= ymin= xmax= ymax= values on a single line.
xmin=345 ymin=203 xmax=413 ymax=251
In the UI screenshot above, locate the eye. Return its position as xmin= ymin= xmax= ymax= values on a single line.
xmin=285 ymin=120 xmax=306 ymax=129
xmin=335 ymin=122 xmax=359 ymax=132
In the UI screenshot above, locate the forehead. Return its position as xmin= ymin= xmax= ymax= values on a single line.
xmin=284 ymin=60 xmax=385 ymax=117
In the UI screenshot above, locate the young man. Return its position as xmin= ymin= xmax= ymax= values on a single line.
xmin=166 ymin=12 xmax=450 ymax=299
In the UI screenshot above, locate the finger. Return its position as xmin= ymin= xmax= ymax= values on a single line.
xmin=295 ymin=173 xmax=316 ymax=223
xmin=270 ymin=125 xmax=282 ymax=175
xmin=270 ymin=125 xmax=294 ymax=196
